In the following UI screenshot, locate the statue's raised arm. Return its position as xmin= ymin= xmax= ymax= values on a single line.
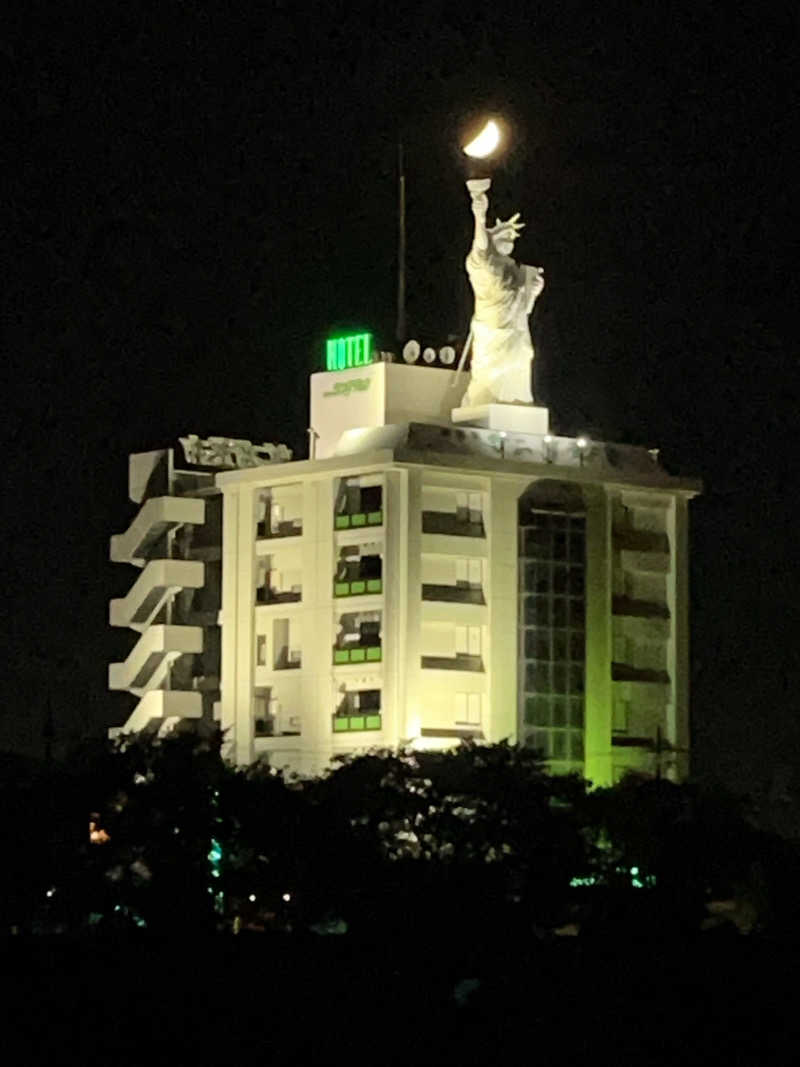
xmin=460 ymin=178 xmax=544 ymax=409
xmin=470 ymin=187 xmax=490 ymax=253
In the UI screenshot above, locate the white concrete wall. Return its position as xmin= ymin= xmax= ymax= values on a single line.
xmin=217 ymin=452 xmax=694 ymax=782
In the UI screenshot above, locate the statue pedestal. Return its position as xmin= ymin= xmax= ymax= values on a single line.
xmin=451 ymin=404 xmax=550 ymax=436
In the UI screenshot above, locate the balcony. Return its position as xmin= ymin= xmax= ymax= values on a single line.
xmin=334 ymin=578 xmax=383 ymax=597
xmin=332 ymin=713 xmax=382 ymax=733
xmin=422 ymin=512 xmax=484 ymax=538
xmin=334 ymin=510 xmax=383 ymax=531
xmin=333 ymin=645 xmax=382 ymax=665
xmin=421 ymin=583 xmax=484 ymax=605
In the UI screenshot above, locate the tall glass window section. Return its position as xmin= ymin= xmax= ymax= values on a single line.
xmin=519 ymin=492 xmax=586 ymax=774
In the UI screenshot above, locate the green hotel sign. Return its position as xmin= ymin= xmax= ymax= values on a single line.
xmin=326 ymin=332 xmax=373 ymax=371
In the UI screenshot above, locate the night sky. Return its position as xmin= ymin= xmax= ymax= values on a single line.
xmin=4 ymin=2 xmax=798 ymax=801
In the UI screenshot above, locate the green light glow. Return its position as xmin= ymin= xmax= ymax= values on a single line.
xmin=326 ymin=332 xmax=373 ymax=371
xmin=208 ymin=838 xmax=222 ymax=879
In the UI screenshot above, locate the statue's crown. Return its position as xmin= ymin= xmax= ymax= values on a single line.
xmin=488 ymin=212 xmax=525 ymax=240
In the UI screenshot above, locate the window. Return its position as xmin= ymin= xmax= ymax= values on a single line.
xmin=334 ymin=475 xmax=383 ymax=529
xmin=519 ymin=487 xmax=586 ymax=772
xmin=455 ymin=625 xmax=482 ymax=657
xmin=455 ymin=692 xmax=482 ymax=726
xmin=256 ymin=485 xmax=303 ymax=539
xmin=422 ymin=487 xmax=485 ymax=537
xmin=271 ymin=618 xmax=302 ymax=670
xmin=421 ymin=556 xmax=485 ymax=603
xmin=421 ymin=623 xmax=484 ymax=671
xmin=254 ymin=687 xmax=300 ymax=737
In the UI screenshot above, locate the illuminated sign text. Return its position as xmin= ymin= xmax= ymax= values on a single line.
xmin=326 ymin=332 xmax=373 ymax=371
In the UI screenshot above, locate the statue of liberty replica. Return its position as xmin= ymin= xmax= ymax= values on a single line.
xmin=460 ymin=177 xmax=545 ymax=408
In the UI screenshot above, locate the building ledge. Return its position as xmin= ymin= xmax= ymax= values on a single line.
xmin=611 ymin=663 xmax=670 ymax=685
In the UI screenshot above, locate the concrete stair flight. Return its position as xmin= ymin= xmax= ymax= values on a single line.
xmin=110 ymin=559 xmax=205 ymax=631
xmin=110 ymin=497 xmax=205 ymax=566
xmin=109 ymin=624 xmax=203 ymax=693
xmin=109 ymin=690 xmax=203 ymax=737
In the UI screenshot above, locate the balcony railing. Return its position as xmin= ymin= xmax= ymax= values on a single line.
xmin=256 ymin=588 xmax=302 ymax=605
xmin=273 ymin=649 xmax=301 ymax=670
xmin=422 ymin=512 xmax=485 ymax=537
xmin=254 ymin=716 xmax=301 ymax=737
xmin=421 ymin=583 xmax=484 ymax=605
xmin=334 ymin=510 xmax=383 ymax=530
xmin=257 ymin=518 xmax=303 ymax=540
xmin=334 ymin=578 xmax=383 ymax=597
xmin=332 ymin=713 xmax=382 ymax=733
xmin=421 ymin=653 xmax=484 ymax=672
xmin=612 ymin=596 xmax=670 ymax=620
xmin=333 ymin=645 xmax=383 ymax=665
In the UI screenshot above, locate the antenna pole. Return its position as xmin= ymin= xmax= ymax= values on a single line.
xmin=396 ymin=141 xmax=406 ymax=345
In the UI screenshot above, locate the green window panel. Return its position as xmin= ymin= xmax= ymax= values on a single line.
xmin=333 ymin=649 xmax=350 ymax=664
xmin=350 ymin=648 xmax=366 ymax=662
xmin=332 ymin=713 xmax=383 ymax=733
xmin=350 ymin=580 xmax=366 ymax=595
xmin=366 ymin=578 xmax=382 ymax=594
xmin=351 ymin=513 xmax=367 ymax=527
xmin=335 ymin=515 xmax=350 ymax=530
xmin=334 ymin=582 xmax=350 ymax=597
xmin=366 ymin=646 xmax=382 ymax=662
xmin=367 ymin=511 xmax=383 ymax=525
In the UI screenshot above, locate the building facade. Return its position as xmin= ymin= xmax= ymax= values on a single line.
xmin=109 ymin=356 xmax=698 ymax=784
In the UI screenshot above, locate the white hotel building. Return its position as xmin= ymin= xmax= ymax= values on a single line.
xmin=109 ymin=352 xmax=699 ymax=785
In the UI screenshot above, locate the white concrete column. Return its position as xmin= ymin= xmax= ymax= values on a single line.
xmin=487 ymin=479 xmax=520 ymax=743
xmin=403 ymin=468 xmax=423 ymax=742
xmin=219 ymin=487 xmax=239 ymax=760
xmin=383 ymin=467 xmax=408 ymax=748
xmin=233 ymin=487 xmax=256 ymax=766
xmin=302 ymin=476 xmax=334 ymax=775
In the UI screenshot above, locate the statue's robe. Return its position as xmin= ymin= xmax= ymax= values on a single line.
xmin=464 ymin=243 xmax=541 ymax=406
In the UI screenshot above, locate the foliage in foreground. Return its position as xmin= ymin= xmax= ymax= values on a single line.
xmin=2 ymin=729 xmax=797 ymax=939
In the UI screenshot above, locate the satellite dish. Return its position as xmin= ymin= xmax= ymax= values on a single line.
xmin=402 ymin=340 xmax=420 ymax=364
xmin=439 ymin=345 xmax=456 ymax=365
xmin=422 ymin=347 xmax=436 ymax=364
